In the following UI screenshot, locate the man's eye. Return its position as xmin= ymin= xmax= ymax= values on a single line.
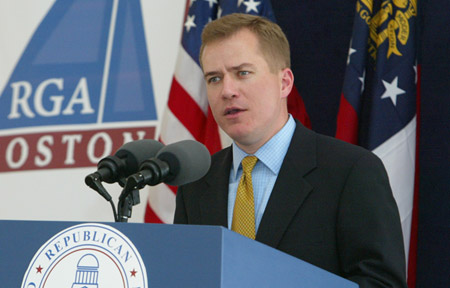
xmin=208 ymin=76 xmax=220 ymax=83
xmin=239 ymin=71 xmax=250 ymax=76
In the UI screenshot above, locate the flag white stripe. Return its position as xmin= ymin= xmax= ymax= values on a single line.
xmin=147 ymin=183 xmax=176 ymax=224
xmin=373 ymin=115 xmax=416 ymax=261
xmin=219 ymin=126 xmax=232 ymax=148
xmin=159 ymin=108 xmax=195 ymax=144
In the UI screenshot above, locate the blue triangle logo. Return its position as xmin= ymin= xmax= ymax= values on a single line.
xmin=0 ymin=0 xmax=157 ymax=129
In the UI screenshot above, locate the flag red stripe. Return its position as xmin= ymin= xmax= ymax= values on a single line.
xmin=336 ymin=93 xmax=359 ymax=144
xmin=203 ymin=106 xmax=222 ymax=154
xmin=288 ymin=85 xmax=311 ymax=128
xmin=144 ymin=201 xmax=164 ymax=223
xmin=168 ymin=78 xmax=208 ymax=141
xmin=167 ymin=183 xmax=177 ymax=194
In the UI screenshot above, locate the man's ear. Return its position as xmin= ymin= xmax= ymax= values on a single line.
xmin=280 ymin=68 xmax=294 ymax=99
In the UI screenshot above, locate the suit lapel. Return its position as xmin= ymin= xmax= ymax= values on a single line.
xmin=256 ymin=123 xmax=317 ymax=248
xmin=199 ymin=147 xmax=233 ymax=227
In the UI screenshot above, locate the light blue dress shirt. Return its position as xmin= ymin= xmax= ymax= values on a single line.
xmin=227 ymin=115 xmax=296 ymax=232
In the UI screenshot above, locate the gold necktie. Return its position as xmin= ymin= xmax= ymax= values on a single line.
xmin=231 ymin=156 xmax=258 ymax=239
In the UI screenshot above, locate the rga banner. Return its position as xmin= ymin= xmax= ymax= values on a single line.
xmin=0 ymin=0 xmax=185 ymax=222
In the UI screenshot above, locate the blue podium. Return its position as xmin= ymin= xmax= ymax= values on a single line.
xmin=0 ymin=220 xmax=357 ymax=287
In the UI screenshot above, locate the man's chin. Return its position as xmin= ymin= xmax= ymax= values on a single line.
xmin=224 ymin=128 xmax=249 ymax=142
xmin=227 ymin=132 xmax=256 ymax=150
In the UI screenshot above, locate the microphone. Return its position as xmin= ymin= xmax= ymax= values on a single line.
xmin=85 ymin=139 xmax=164 ymax=187
xmin=125 ymin=140 xmax=211 ymax=190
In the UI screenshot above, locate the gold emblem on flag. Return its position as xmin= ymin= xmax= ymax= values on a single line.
xmin=357 ymin=0 xmax=416 ymax=60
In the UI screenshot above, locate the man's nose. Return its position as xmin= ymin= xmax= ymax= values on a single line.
xmin=222 ymin=76 xmax=238 ymax=99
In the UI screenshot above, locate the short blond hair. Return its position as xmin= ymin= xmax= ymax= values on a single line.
xmin=199 ymin=13 xmax=291 ymax=72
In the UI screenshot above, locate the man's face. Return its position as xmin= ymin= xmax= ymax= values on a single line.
xmin=202 ymin=28 xmax=293 ymax=153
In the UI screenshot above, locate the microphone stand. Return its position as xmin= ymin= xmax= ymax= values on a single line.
xmin=117 ymin=159 xmax=169 ymax=222
xmin=117 ymin=177 xmax=141 ymax=222
xmin=86 ymin=173 xmax=141 ymax=222
xmin=85 ymin=174 xmax=118 ymax=222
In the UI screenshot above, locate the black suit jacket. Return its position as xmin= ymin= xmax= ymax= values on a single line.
xmin=175 ymin=121 xmax=407 ymax=287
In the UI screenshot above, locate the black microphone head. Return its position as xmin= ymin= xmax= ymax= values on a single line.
xmin=113 ymin=139 xmax=164 ymax=178
xmin=93 ymin=139 xmax=163 ymax=184
xmin=155 ymin=140 xmax=211 ymax=186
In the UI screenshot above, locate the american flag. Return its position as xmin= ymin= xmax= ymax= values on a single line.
xmin=335 ymin=0 xmax=418 ymax=283
xmin=144 ymin=0 xmax=310 ymax=224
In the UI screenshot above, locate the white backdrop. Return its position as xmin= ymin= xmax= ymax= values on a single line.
xmin=0 ymin=0 xmax=186 ymax=223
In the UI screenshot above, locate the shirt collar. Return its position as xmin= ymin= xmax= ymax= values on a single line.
xmin=231 ymin=115 xmax=296 ymax=179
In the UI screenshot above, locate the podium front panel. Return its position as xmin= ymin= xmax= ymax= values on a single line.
xmin=0 ymin=220 xmax=357 ymax=287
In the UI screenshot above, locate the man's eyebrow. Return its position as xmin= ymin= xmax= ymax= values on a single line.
xmin=204 ymin=70 xmax=220 ymax=79
xmin=231 ymin=63 xmax=255 ymax=70
xmin=204 ymin=63 xmax=256 ymax=79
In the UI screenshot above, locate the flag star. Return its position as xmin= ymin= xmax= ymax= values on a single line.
xmin=204 ymin=0 xmax=217 ymax=8
xmin=243 ymin=0 xmax=261 ymax=13
xmin=217 ymin=6 xmax=223 ymax=18
xmin=184 ymin=15 xmax=196 ymax=32
xmin=381 ymin=76 xmax=405 ymax=106
xmin=237 ymin=0 xmax=245 ymax=7
xmin=413 ymin=64 xmax=418 ymax=84
xmin=359 ymin=70 xmax=366 ymax=94
xmin=347 ymin=47 xmax=356 ymax=65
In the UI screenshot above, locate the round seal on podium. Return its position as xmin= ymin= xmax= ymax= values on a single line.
xmin=21 ymin=223 xmax=147 ymax=288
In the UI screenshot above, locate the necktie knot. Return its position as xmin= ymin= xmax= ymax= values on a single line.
xmin=241 ymin=156 xmax=258 ymax=175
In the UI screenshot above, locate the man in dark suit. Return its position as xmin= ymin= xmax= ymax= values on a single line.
xmin=174 ymin=13 xmax=407 ymax=287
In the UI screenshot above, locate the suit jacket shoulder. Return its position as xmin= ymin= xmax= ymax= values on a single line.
xmin=174 ymin=146 xmax=232 ymax=227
